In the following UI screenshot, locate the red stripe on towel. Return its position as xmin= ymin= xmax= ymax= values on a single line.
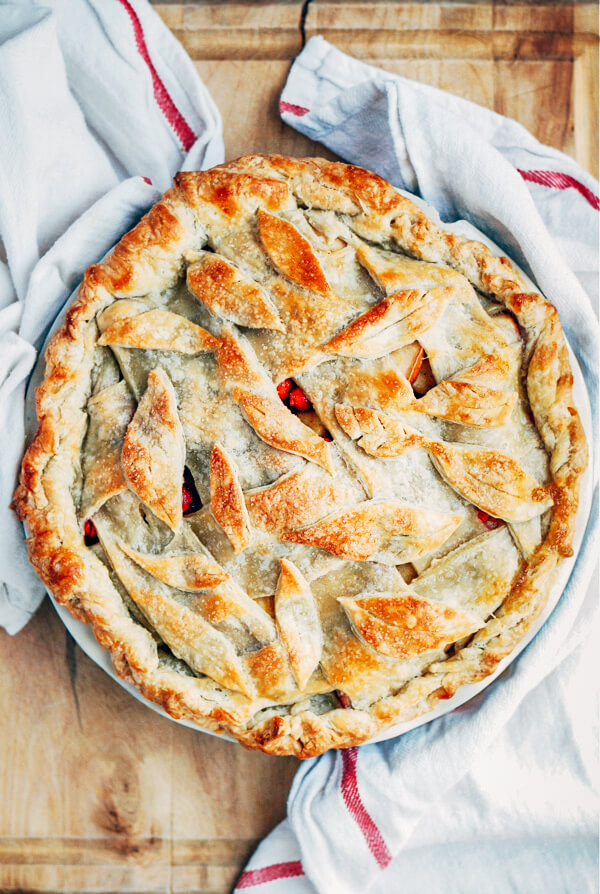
xmin=341 ymin=748 xmax=392 ymax=868
xmin=236 ymin=860 xmax=304 ymax=888
xmin=116 ymin=0 xmax=196 ymax=151
xmin=518 ymin=169 xmax=599 ymax=211
xmin=279 ymin=100 xmax=310 ymax=117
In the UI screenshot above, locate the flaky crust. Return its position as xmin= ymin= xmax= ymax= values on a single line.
xmin=14 ymin=155 xmax=587 ymax=758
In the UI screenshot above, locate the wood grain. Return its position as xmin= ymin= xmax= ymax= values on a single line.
xmin=0 ymin=601 xmax=296 ymax=892
xmin=157 ymin=0 xmax=598 ymax=175
xmin=2 ymin=3 xmax=597 ymax=893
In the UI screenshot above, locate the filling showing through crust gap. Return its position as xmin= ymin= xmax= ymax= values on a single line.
xmin=14 ymin=156 xmax=587 ymax=757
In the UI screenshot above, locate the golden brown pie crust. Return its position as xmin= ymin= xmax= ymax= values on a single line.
xmin=13 ymin=155 xmax=588 ymax=757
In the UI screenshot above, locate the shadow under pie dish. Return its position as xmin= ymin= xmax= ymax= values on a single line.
xmin=14 ymin=155 xmax=588 ymax=758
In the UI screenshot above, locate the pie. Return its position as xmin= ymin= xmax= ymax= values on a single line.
xmin=13 ymin=155 xmax=587 ymax=757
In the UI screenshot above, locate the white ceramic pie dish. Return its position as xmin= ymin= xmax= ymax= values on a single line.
xmin=23 ymin=192 xmax=594 ymax=748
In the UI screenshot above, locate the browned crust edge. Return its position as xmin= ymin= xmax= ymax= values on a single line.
xmin=13 ymin=155 xmax=588 ymax=758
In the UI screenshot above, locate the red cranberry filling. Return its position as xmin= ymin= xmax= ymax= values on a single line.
xmin=276 ymin=378 xmax=293 ymax=401
xmin=182 ymin=467 xmax=202 ymax=515
xmin=84 ymin=518 xmax=99 ymax=545
xmin=276 ymin=380 xmax=332 ymax=440
xmin=181 ymin=486 xmax=193 ymax=514
xmin=288 ymin=386 xmax=311 ymax=412
xmin=477 ymin=509 xmax=504 ymax=529
xmin=336 ymin=690 xmax=353 ymax=709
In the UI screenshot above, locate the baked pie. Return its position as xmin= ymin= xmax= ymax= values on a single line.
xmin=14 ymin=155 xmax=587 ymax=757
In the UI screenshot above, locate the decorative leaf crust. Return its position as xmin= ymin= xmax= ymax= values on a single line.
xmin=130 ymin=584 xmax=253 ymax=695
xmin=427 ymin=442 xmax=554 ymax=523
xmin=187 ymin=251 xmax=284 ymax=331
xmin=338 ymin=348 xmax=518 ymax=426
xmin=98 ymin=307 xmax=220 ymax=354
xmin=416 ymin=286 xmax=511 ymax=383
xmin=243 ymin=640 xmax=298 ymax=700
xmin=121 ymin=368 xmax=185 ymax=530
xmin=102 ymin=501 xmax=277 ymax=655
xmin=314 ymin=566 xmax=447 ymax=706
xmin=253 ymin=277 xmax=349 ymax=380
xmin=449 ymin=345 xmax=521 ymax=389
xmin=318 ymin=626 xmax=419 ymax=705
xmin=414 ymin=346 xmax=521 ymax=426
xmin=509 ymin=517 xmax=542 ymax=558
xmin=340 ymin=357 xmax=415 ymax=413
xmin=355 ymin=241 xmax=464 ymax=293
xmin=323 ymin=286 xmax=456 ymax=358
xmin=411 ymin=526 xmax=521 ymax=616
xmin=81 ymin=455 xmax=128 ymax=521
xmin=118 ymin=540 xmax=228 ymax=590
xmin=415 ymin=380 xmax=517 ymax=426
xmin=210 ymin=443 xmax=250 ymax=552
xmin=335 ymin=405 xmax=422 ymax=456
xmin=275 ymin=559 xmax=322 ymax=688
xmin=339 ymin=593 xmax=484 ymax=659
xmin=197 ymin=581 xmax=277 ymax=645
xmin=81 ymin=380 xmax=135 ymax=518
xmin=97 ymin=298 xmax=147 ymax=331
xmin=246 ymin=464 xmax=364 ymax=535
xmin=258 ymin=208 xmax=333 ymax=297
xmin=216 ymin=326 xmax=274 ymax=395
xmin=282 ymin=500 xmax=463 ymax=564
xmin=336 ymin=405 xmax=554 ymax=522
xmin=234 ymin=389 xmax=333 ymax=473
xmin=100 ymin=531 xmax=253 ymax=695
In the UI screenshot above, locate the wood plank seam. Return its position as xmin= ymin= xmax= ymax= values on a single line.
xmin=300 ymin=0 xmax=313 ymax=46
xmin=163 ymin=32 xmax=598 ymax=62
xmin=0 ymin=838 xmax=261 ymax=866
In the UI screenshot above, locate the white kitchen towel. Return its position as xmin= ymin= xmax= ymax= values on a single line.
xmin=236 ymin=616 xmax=598 ymax=894
xmin=0 ymin=0 xmax=223 ymax=633
xmin=235 ymin=37 xmax=599 ymax=894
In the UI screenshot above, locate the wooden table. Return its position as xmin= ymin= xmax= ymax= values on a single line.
xmin=1 ymin=4 xmax=597 ymax=893
xmin=160 ymin=1 xmax=598 ymax=177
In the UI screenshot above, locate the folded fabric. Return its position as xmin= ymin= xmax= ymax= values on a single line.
xmin=237 ymin=621 xmax=598 ymax=894
xmin=235 ymin=36 xmax=599 ymax=894
xmin=0 ymin=0 xmax=223 ymax=633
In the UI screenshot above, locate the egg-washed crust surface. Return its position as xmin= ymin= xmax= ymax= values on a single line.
xmin=13 ymin=155 xmax=587 ymax=758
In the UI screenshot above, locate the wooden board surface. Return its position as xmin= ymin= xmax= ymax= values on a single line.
xmin=1 ymin=4 xmax=597 ymax=893
xmin=159 ymin=1 xmax=599 ymax=176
